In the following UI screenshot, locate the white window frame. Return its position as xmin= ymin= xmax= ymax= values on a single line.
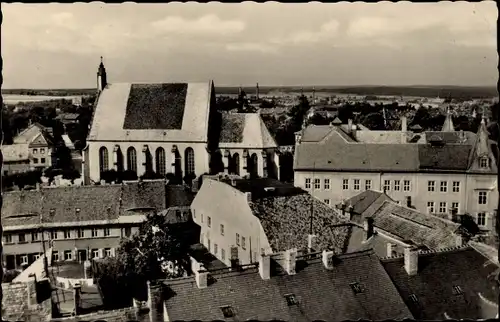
xmin=428 ymin=181 xmax=435 ymax=192
xmin=242 ymin=236 xmax=246 ymax=250
xmin=34 ymin=254 xmax=41 ymax=260
xmin=51 ymin=231 xmax=58 ymax=240
xmin=64 ymin=250 xmax=73 ymax=261
xmin=31 ymin=232 xmax=39 ymax=242
xmin=342 ymin=179 xmax=349 ymax=190
xmin=452 ymin=181 xmax=460 ymax=193
xmin=21 ymin=255 xmax=28 ymax=265
xmin=91 ymin=228 xmax=98 ymax=237
xmin=104 ymin=248 xmax=112 ymax=257
xmin=427 ymin=201 xmax=435 ymax=214
xmin=440 ymin=181 xmax=448 ymax=193
xmin=305 ymin=178 xmax=311 ymax=189
xmin=104 ymin=228 xmax=111 ymax=237
xmin=4 ymin=234 xmax=12 ymax=244
xmin=92 ymin=249 xmax=100 ymax=259
xmin=221 ymin=248 xmax=226 ymax=261
xmin=64 ymin=230 xmax=71 ymax=239
xmin=314 ymin=178 xmax=320 ymax=190
xmin=77 ymin=229 xmax=85 ymax=238
xmin=403 ymin=180 xmax=411 ymax=192
xmin=52 ymin=252 xmax=59 ymax=262
xmin=394 ymin=180 xmax=401 ymax=191
xmin=324 ymin=178 xmax=330 ymax=190
xmin=439 ymin=202 xmax=447 ymax=214
xmin=324 ymin=199 xmax=330 ymax=205
xmin=236 ymin=233 xmax=240 ymax=246
xmin=451 ymin=202 xmax=459 ymax=213
xmin=220 ymin=224 xmax=225 ymax=236
xmin=478 ymin=191 xmax=488 ymax=205
xmin=477 ymin=213 xmax=486 ymax=226
xmin=480 ymin=157 xmax=489 ymax=168
xmin=18 ymin=233 xmax=26 ymax=243
xmin=365 ymin=180 xmax=372 ymax=191
xmin=208 ymin=216 xmax=212 ymax=228
xmin=383 ymin=180 xmax=391 ymax=192
xmin=353 ymin=179 xmax=360 ymax=191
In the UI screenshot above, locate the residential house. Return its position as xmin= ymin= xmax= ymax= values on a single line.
xmin=2 ymin=144 xmax=31 ymax=175
xmin=294 ymin=115 xmax=498 ymax=233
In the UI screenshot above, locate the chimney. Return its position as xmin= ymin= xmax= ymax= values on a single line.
xmin=36 ymin=182 xmax=40 ymax=191
xmin=231 ymin=178 xmax=237 ymax=186
xmin=363 ymin=217 xmax=374 ymax=241
xmin=258 ymin=254 xmax=270 ymax=280
xmin=195 ymin=268 xmax=208 ymax=289
xmin=347 ymin=204 xmax=354 ymax=221
xmin=406 ymin=196 xmax=412 ymax=208
xmin=307 ymin=234 xmax=317 ymax=252
xmin=73 ymin=283 xmax=82 ymax=315
xmin=404 ymin=246 xmax=419 ymax=276
xmin=322 ymin=250 xmax=334 ymax=269
xmin=245 ymin=191 xmax=252 ymax=203
xmin=386 ymin=243 xmax=396 ymax=257
xmin=347 ymin=119 xmax=353 ymax=134
xmin=401 ymin=116 xmax=408 ymax=132
xmin=284 ymin=248 xmax=297 ymax=275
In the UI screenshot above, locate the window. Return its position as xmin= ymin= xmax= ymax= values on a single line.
xmin=33 ymin=149 xmax=38 ymax=154
xmin=480 ymin=157 xmax=489 ymax=168
xmin=342 ymin=179 xmax=349 ymax=190
xmin=77 ymin=229 xmax=85 ymax=238
xmin=4 ymin=234 xmax=12 ymax=244
xmin=126 ymin=147 xmax=137 ymax=172
xmin=220 ymin=224 xmax=224 ymax=236
xmin=214 ymin=244 xmax=218 ymax=255
xmin=350 ymin=282 xmax=364 ymax=294
xmin=155 ymin=147 xmax=166 ymax=176
xmin=64 ymin=250 xmax=73 ymax=261
xmin=242 ymin=237 xmax=246 ymax=250
xmin=231 ymin=153 xmax=240 ymax=175
xmin=477 ymin=213 xmax=486 ymax=226
xmin=104 ymin=228 xmax=110 ymax=237
xmin=452 ymin=181 xmax=460 ymax=193
xmin=64 ymin=230 xmax=71 ymax=239
xmin=21 ymin=255 xmax=28 ymax=266
xmin=92 ymin=249 xmax=99 ymax=259
xmin=314 ymin=178 xmax=320 ymax=190
xmin=185 ymin=147 xmax=196 ymax=175
xmin=207 ymin=239 xmax=211 ymax=252
xmin=99 ymin=147 xmax=109 ymax=173
xmin=324 ymin=178 xmax=330 ymax=190
xmin=409 ymin=294 xmax=419 ymax=304
xmin=427 ymin=201 xmax=435 ymax=214
xmin=284 ymin=294 xmax=298 ymax=306
xmin=236 ymin=233 xmax=240 ymax=246
xmin=50 ymin=231 xmax=58 ymax=240
xmin=353 ymin=179 xmax=360 ymax=191
xmin=18 ymin=233 xmax=26 ymax=243
xmin=452 ymin=285 xmax=464 ymax=296
xmin=125 ymin=227 xmax=132 ymax=237
xmin=451 ymin=202 xmax=459 ymax=213
xmin=427 ymin=181 xmax=435 ymax=192
xmin=41 ymin=158 xmax=46 ymax=163
xmin=324 ymin=199 xmax=330 ymax=205
xmin=365 ymin=180 xmax=372 ymax=190
xmin=33 ymin=158 xmax=39 ymax=164
xmin=478 ymin=191 xmax=488 ymax=205
xmin=220 ymin=306 xmax=235 ymax=318
xmin=34 ymin=254 xmax=41 ymax=260
xmin=91 ymin=228 xmax=98 ymax=237
xmin=207 ymin=216 xmax=211 ymax=228
xmin=305 ymin=178 xmax=311 ymax=189
xmin=201 ymin=214 xmax=204 ymax=223
xmin=403 ymin=180 xmax=411 ymax=192
xmin=440 ymin=181 xmax=448 ymax=193
xmin=439 ymin=202 xmax=447 ymax=214
xmin=31 ymin=232 xmax=39 ymax=242
xmin=52 ymin=251 xmax=59 ymax=262
xmin=383 ymin=180 xmax=391 ymax=192
xmin=221 ymin=248 xmax=225 ymax=260
xmin=104 ymin=248 xmax=112 ymax=257
xmin=40 ymin=148 xmax=45 ymax=154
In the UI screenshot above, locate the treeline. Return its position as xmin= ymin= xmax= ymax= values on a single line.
xmin=2 ymin=88 xmax=96 ymax=96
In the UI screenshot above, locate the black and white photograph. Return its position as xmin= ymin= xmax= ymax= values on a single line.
xmin=0 ymin=1 xmax=499 ymax=321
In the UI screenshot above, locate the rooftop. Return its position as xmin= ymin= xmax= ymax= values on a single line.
xmin=218 ymin=113 xmax=278 ymax=148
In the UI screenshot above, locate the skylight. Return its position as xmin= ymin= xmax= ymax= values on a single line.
xmin=6 ymin=213 xmax=38 ymax=219
xmin=349 ymin=282 xmax=364 ymax=294
xmin=409 ymin=294 xmax=419 ymax=303
xmin=220 ymin=305 xmax=235 ymax=318
xmin=284 ymin=293 xmax=298 ymax=306
xmin=453 ymin=285 xmax=464 ymax=295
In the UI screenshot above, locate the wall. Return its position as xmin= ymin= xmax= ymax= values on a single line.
xmin=56 ymin=277 xmax=94 ymax=289
xmin=87 ymin=141 xmax=210 ymax=183
xmin=3 ymin=161 xmax=31 ymax=175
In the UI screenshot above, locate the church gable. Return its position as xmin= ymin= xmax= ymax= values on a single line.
xmin=123 ymin=83 xmax=188 ymax=130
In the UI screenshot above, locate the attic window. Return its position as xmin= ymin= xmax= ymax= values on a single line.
xmin=479 ymin=157 xmax=489 ymax=168
xmin=452 ymin=285 xmax=464 ymax=296
xmin=220 ymin=305 xmax=235 ymax=318
xmin=75 ymin=208 xmax=81 ymax=213
xmin=409 ymin=294 xmax=419 ymax=303
xmin=284 ymin=293 xmax=298 ymax=306
xmin=49 ymin=209 xmax=56 ymax=215
xmin=349 ymin=282 xmax=364 ymax=294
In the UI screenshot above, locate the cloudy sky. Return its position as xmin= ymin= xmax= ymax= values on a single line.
xmin=1 ymin=1 xmax=497 ymax=88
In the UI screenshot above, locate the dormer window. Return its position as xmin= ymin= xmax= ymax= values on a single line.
xmin=479 ymin=157 xmax=489 ymax=169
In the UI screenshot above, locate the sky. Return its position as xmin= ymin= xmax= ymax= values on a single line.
xmin=1 ymin=1 xmax=498 ymax=88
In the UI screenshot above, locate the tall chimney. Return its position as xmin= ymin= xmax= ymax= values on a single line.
xmin=284 ymin=248 xmax=297 ymax=275
xmin=322 ymin=250 xmax=334 ymax=269
xmin=363 ymin=217 xmax=374 ymax=241
xmin=404 ymin=247 xmax=418 ymax=276
xmin=195 ymin=267 xmax=208 ymax=289
xmin=258 ymin=254 xmax=270 ymax=280
xmin=73 ymin=283 xmax=82 ymax=315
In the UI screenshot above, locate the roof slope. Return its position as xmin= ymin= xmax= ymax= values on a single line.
xmin=338 ymin=190 xmax=393 ymax=218
xmin=88 ymin=82 xmax=213 ymax=142
xmin=1 ymin=144 xmax=30 ymax=162
xmin=381 ymin=247 xmax=499 ymax=320
xmin=219 ymin=113 xmax=277 ymax=148
xmin=13 ymin=123 xmax=53 ymax=145
xmin=163 ymin=249 xmax=413 ymax=321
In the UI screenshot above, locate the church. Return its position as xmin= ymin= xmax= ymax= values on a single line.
xmin=82 ymin=58 xmax=279 ymax=184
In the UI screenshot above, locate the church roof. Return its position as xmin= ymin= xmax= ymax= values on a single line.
xmin=87 ymin=82 xmax=214 ymax=142
xmin=219 ymin=113 xmax=277 ymax=149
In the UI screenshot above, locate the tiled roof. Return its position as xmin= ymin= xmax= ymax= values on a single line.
xmin=163 ymin=249 xmax=413 ymax=321
xmin=165 ymin=184 xmax=196 ymax=208
xmin=418 ymin=144 xmax=472 ymax=170
xmin=123 ymin=83 xmax=187 ymax=130
xmin=422 ymin=131 xmax=476 ymax=145
xmin=381 ymin=247 xmax=499 ymax=320
xmin=13 ymin=123 xmax=54 ymax=146
xmin=1 ymin=143 xmax=30 ymax=162
xmin=338 ymin=190 xmax=393 ymax=217
xmin=88 ymin=82 xmax=213 ymax=142
xmin=1 ymin=180 xmax=167 ymax=228
xmin=219 ymin=113 xmax=278 ymax=148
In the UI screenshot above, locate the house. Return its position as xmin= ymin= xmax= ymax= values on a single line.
xmin=381 ymin=245 xmax=499 ymax=320
xmin=1 ymin=179 xmax=168 ymax=270
xmin=1 ymin=143 xmax=31 ymax=175
xmin=157 ymin=248 xmax=414 ymax=321
xmin=294 ymin=114 xmax=498 ymax=233
xmin=190 ymin=176 xmax=352 ymax=266
xmin=83 ymin=58 xmax=279 ymax=185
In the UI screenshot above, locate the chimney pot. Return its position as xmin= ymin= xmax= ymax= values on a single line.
xmin=322 ymin=250 xmax=334 ymax=269
xmin=284 ymin=248 xmax=297 ymax=275
xmin=258 ymin=254 xmax=271 ymax=280
xmin=195 ymin=268 xmax=208 ymax=289
xmin=404 ymin=246 xmax=419 ymax=276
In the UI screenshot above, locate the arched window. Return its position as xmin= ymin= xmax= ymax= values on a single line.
xmin=99 ymin=147 xmax=109 ymax=173
xmin=185 ymin=147 xmax=195 ymax=175
xmin=127 ymin=147 xmax=137 ymax=172
xmin=232 ymin=153 xmax=240 ymax=175
xmin=250 ymin=153 xmax=258 ymax=178
xmin=155 ymin=147 xmax=166 ymax=176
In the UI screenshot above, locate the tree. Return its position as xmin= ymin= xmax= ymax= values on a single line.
xmin=62 ymin=168 xmax=81 ymax=184
xmin=337 ymin=104 xmax=354 ymax=124
xmin=183 ymin=173 xmax=196 ymax=187
xmin=361 ymin=112 xmax=386 ymax=130
xmin=259 ymin=100 xmax=276 ymax=109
